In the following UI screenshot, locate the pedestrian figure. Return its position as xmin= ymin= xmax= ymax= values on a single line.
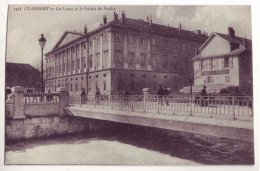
xmin=163 ymin=86 xmax=170 ymax=106
xmin=195 ymin=93 xmax=199 ymax=106
xmin=123 ymin=89 xmax=130 ymax=107
xmin=157 ymin=85 xmax=164 ymax=106
xmin=95 ymin=88 xmax=101 ymax=105
xmin=47 ymin=90 xmax=52 ymax=102
xmin=80 ymin=88 xmax=86 ymax=105
xmin=201 ymin=85 xmax=208 ymax=107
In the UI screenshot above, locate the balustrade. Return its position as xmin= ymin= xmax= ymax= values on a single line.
xmin=24 ymin=93 xmax=60 ymax=104
xmin=71 ymin=95 xmax=253 ymax=118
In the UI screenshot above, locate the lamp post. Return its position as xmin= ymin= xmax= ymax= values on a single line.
xmin=38 ymin=34 xmax=46 ymax=93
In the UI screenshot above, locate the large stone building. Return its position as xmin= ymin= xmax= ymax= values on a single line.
xmin=45 ymin=12 xmax=207 ymax=96
xmin=180 ymin=27 xmax=252 ymax=93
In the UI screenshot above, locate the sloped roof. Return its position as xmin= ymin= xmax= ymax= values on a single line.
xmin=52 ymin=31 xmax=84 ymax=50
xmin=47 ymin=15 xmax=208 ymax=55
xmin=113 ymin=18 xmax=208 ymax=41
xmin=6 ymin=62 xmax=41 ymax=88
xmin=215 ymin=32 xmax=252 ymax=46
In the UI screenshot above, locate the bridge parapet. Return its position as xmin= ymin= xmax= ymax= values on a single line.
xmin=71 ymin=94 xmax=253 ymax=120
xmin=6 ymin=86 xmax=69 ymax=119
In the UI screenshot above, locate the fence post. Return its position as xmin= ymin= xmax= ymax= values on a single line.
xmin=232 ymin=96 xmax=237 ymax=120
xmin=190 ymin=94 xmax=193 ymax=116
xmin=12 ymin=86 xmax=26 ymax=119
xmin=57 ymin=87 xmax=69 ymax=116
xmin=143 ymin=88 xmax=151 ymax=113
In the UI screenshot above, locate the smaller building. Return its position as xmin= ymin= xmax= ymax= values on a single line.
xmin=6 ymin=62 xmax=41 ymax=93
xmin=180 ymin=27 xmax=252 ymax=94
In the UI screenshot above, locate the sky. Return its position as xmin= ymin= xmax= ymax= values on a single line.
xmin=6 ymin=5 xmax=252 ymax=67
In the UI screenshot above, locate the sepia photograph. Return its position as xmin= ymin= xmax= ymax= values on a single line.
xmin=1 ymin=3 xmax=258 ymax=169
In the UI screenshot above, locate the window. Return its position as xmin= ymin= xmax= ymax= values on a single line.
xmin=128 ymin=36 xmax=134 ymax=44
xmin=103 ymin=50 xmax=108 ymax=68
xmin=96 ymin=53 xmax=100 ymax=68
xmin=152 ymin=54 xmax=157 ymax=68
xmin=224 ymin=57 xmax=229 ymax=68
xmin=72 ymin=61 xmax=74 ymax=71
xmin=128 ymin=52 xmax=135 ymax=67
xmin=76 ymin=83 xmax=78 ymax=91
xmin=212 ymin=59 xmax=218 ymax=70
xmin=130 ymin=74 xmax=134 ymax=77
xmin=115 ymin=33 xmax=121 ymax=41
xmin=162 ymin=56 xmax=168 ymax=68
xmin=183 ymin=43 xmax=186 ymax=50
xmin=103 ymin=34 xmax=108 ymax=42
xmin=67 ymin=62 xmax=70 ymax=72
xmin=77 ymin=59 xmax=80 ymax=70
xmin=96 ymin=75 xmax=98 ymax=78
xmin=229 ymin=57 xmax=233 ymax=68
xmin=141 ymin=53 xmax=146 ymax=66
xmin=140 ymin=37 xmax=145 ymax=45
xmin=225 ymin=76 xmax=229 ymax=82
xmin=83 ymin=57 xmax=86 ymax=69
xmin=89 ymin=76 xmax=91 ymax=79
xmin=164 ymin=76 xmax=167 ymax=79
xmin=103 ymin=80 xmax=106 ymax=91
xmin=83 ymin=43 xmax=86 ymax=49
xmin=153 ymin=75 xmax=156 ymax=78
xmin=207 ymin=76 xmax=213 ymax=83
xmin=96 ymin=38 xmax=100 ymax=45
xmin=70 ymin=84 xmax=72 ymax=91
xmin=115 ymin=51 xmax=123 ymax=64
xmin=89 ymin=40 xmax=93 ymax=47
xmin=103 ymin=74 xmax=106 ymax=77
xmin=89 ymin=55 xmax=93 ymax=68
xmin=142 ymin=74 xmax=146 ymax=78
xmin=202 ymin=60 xmax=207 ymax=71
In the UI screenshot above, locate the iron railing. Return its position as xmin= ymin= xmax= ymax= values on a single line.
xmin=70 ymin=95 xmax=253 ymax=119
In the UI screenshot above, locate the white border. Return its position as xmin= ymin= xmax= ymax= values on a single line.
xmin=0 ymin=0 xmax=259 ymax=171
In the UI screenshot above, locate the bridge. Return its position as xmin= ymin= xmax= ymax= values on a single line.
xmin=5 ymin=86 xmax=254 ymax=142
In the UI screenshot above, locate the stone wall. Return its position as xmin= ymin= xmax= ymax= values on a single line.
xmin=5 ymin=116 xmax=91 ymax=142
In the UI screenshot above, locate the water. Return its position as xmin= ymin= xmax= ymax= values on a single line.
xmin=5 ymin=123 xmax=254 ymax=165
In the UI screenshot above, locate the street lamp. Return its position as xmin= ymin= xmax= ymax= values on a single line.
xmin=38 ymin=34 xmax=46 ymax=93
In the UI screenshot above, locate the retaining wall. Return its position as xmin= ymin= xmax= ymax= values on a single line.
xmin=5 ymin=116 xmax=91 ymax=141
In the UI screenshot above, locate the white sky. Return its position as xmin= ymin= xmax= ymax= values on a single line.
xmin=6 ymin=5 xmax=251 ymax=67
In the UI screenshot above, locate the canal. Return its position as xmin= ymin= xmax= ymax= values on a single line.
xmin=5 ymin=122 xmax=254 ymax=165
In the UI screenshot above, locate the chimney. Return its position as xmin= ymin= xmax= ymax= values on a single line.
xmin=193 ymin=30 xmax=201 ymax=35
xmin=147 ymin=17 xmax=149 ymax=23
xmin=179 ymin=23 xmax=182 ymax=31
xmin=113 ymin=12 xmax=118 ymax=21
xmin=195 ymin=47 xmax=199 ymax=55
xmin=150 ymin=15 xmax=152 ymax=25
xmin=103 ymin=15 xmax=107 ymax=24
xmin=228 ymin=27 xmax=235 ymax=37
xmin=84 ymin=24 xmax=88 ymax=34
xmin=121 ymin=11 xmax=126 ymax=23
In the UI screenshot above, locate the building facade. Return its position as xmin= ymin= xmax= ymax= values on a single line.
xmin=45 ymin=12 xmax=207 ymax=96
xmin=180 ymin=27 xmax=252 ymax=93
